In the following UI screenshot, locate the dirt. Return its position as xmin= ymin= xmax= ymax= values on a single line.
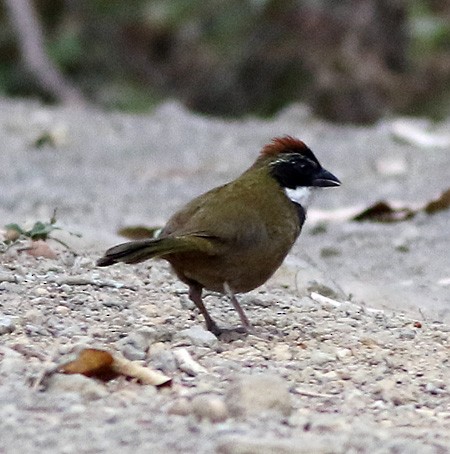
xmin=0 ymin=99 xmax=449 ymax=453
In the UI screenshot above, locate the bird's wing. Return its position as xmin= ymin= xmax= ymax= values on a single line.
xmin=162 ymin=195 xmax=269 ymax=255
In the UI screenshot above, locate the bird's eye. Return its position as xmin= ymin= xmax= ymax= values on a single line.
xmin=295 ymin=161 xmax=307 ymax=170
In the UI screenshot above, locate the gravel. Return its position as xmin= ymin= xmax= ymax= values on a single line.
xmin=0 ymin=99 xmax=449 ymax=453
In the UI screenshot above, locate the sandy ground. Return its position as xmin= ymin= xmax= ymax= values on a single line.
xmin=0 ymin=98 xmax=449 ymax=453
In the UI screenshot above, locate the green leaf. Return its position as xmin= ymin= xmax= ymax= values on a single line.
xmin=5 ymin=223 xmax=25 ymax=235
xmin=28 ymin=221 xmax=59 ymax=240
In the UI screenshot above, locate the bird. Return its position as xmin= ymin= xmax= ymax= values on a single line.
xmin=97 ymin=136 xmax=340 ymax=336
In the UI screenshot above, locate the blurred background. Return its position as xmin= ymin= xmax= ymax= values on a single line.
xmin=1 ymin=0 xmax=450 ymax=124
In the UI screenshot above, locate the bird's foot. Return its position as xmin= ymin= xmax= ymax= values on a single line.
xmin=217 ymin=327 xmax=249 ymax=342
xmin=206 ymin=322 xmax=255 ymax=341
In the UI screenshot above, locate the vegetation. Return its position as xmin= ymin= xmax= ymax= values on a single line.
xmin=0 ymin=0 xmax=449 ymax=123
xmin=1 ymin=210 xmax=80 ymax=254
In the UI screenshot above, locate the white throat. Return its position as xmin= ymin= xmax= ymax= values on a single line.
xmin=284 ymin=186 xmax=314 ymax=208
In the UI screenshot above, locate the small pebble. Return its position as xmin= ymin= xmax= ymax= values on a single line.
xmin=34 ymin=287 xmax=49 ymax=296
xmin=309 ymin=351 xmax=336 ymax=366
xmin=425 ymin=382 xmax=446 ymax=395
xmin=59 ymin=284 xmax=72 ymax=293
xmin=0 ymin=273 xmax=18 ymax=283
xmin=272 ymin=344 xmax=292 ymax=361
xmin=120 ymin=343 xmax=147 ymax=361
xmin=0 ymin=317 xmax=16 ymax=335
xmin=149 ymin=346 xmax=177 ymax=373
xmin=179 ymin=295 xmax=195 ymax=310
xmin=191 ymin=394 xmax=228 ymax=422
xmin=0 ymin=355 xmax=26 ymax=376
xmin=167 ymin=398 xmax=192 ymax=416
xmin=138 ymin=326 xmax=173 ymax=343
xmin=397 ymin=329 xmax=416 ymax=340
xmin=175 ymin=326 xmax=218 ymax=348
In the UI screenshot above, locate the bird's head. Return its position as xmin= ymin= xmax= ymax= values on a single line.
xmin=258 ymin=136 xmax=341 ymax=206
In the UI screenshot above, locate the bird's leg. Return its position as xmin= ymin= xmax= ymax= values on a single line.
xmin=223 ymin=282 xmax=251 ymax=332
xmin=188 ymin=283 xmax=222 ymax=336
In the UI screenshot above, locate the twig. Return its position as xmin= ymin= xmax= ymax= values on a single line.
xmin=4 ymin=0 xmax=86 ymax=104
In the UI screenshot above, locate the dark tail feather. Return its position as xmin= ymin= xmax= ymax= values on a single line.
xmin=97 ymin=236 xmax=210 ymax=267
xmin=97 ymin=239 xmax=163 ymax=266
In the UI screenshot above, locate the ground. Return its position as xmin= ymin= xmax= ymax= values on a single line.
xmin=0 ymin=99 xmax=449 ymax=453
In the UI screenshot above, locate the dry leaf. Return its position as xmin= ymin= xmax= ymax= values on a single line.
xmin=111 ymin=355 xmax=172 ymax=387
xmin=424 ymin=188 xmax=450 ymax=214
xmin=352 ymin=187 xmax=450 ymax=223
xmin=59 ymin=348 xmax=172 ymax=386
xmin=60 ymin=349 xmax=118 ymax=381
xmin=118 ymin=225 xmax=162 ymax=240
xmin=352 ymin=201 xmax=416 ymax=223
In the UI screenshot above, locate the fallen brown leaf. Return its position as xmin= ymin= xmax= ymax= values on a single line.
xmin=352 ymin=187 xmax=450 ymax=223
xmin=60 ymin=349 xmax=117 ymax=381
xmin=352 ymin=201 xmax=416 ymax=223
xmin=424 ymin=188 xmax=450 ymax=214
xmin=59 ymin=348 xmax=172 ymax=387
xmin=111 ymin=355 xmax=172 ymax=387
